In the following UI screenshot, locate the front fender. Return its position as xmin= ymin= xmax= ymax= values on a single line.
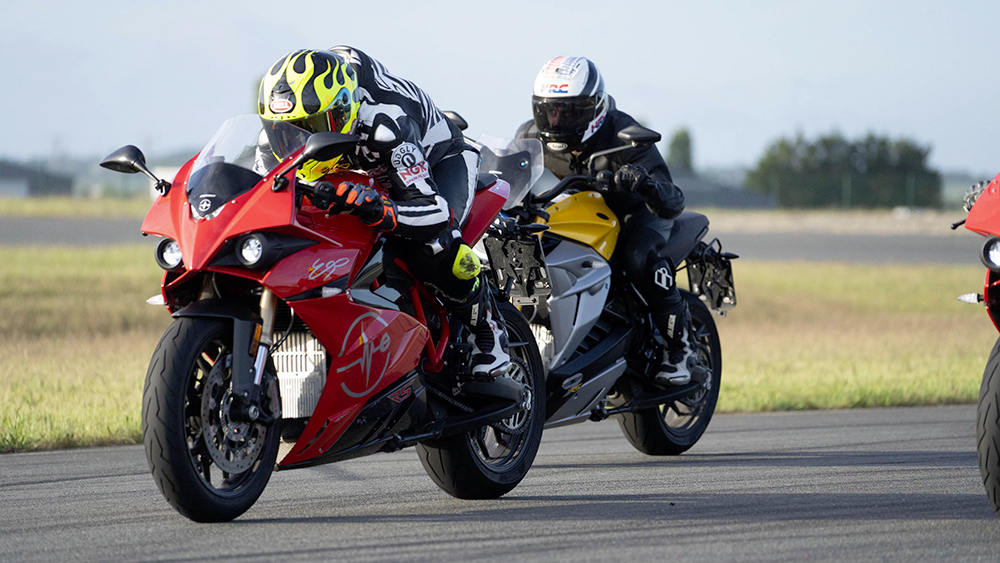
xmin=172 ymin=299 xmax=261 ymax=400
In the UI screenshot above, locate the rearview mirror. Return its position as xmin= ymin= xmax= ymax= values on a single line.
xmin=100 ymin=145 xmax=171 ymax=194
xmin=100 ymin=145 xmax=154 ymax=177
xmin=617 ymin=125 xmax=661 ymax=147
xmin=292 ymin=132 xmax=361 ymax=168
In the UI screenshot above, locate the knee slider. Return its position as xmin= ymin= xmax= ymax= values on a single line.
xmin=453 ymin=243 xmax=481 ymax=280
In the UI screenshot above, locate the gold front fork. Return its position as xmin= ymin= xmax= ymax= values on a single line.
xmin=253 ymin=288 xmax=277 ymax=387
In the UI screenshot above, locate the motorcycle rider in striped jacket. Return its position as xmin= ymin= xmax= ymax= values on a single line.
xmin=258 ymin=47 xmax=510 ymax=380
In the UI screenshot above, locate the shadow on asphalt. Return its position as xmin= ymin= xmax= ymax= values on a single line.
xmin=233 ymin=490 xmax=994 ymax=525
xmin=533 ymin=449 xmax=978 ymax=469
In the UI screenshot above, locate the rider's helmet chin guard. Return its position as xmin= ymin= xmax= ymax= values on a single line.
xmin=258 ymin=49 xmax=361 ymax=182
xmin=531 ymin=56 xmax=608 ymax=154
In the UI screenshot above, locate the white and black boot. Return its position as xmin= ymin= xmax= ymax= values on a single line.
xmin=455 ymin=284 xmax=510 ymax=379
xmin=654 ymin=310 xmax=707 ymax=386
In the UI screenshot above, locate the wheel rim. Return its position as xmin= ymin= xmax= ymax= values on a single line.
xmin=183 ymin=338 xmax=272 ymax=495
xmin=468 ymin=349 xmax=535 ymax=472
xmin=659 ymin=318 xmax=715 ymax=435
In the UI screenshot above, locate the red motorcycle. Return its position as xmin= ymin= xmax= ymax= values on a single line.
xmin=957 ymin=171 xmax=1000 ymax=516
xmin=101 ymin=115 xmax=545 ymax=522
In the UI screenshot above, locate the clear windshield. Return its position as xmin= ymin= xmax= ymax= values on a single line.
xmin=186 ymin=115 xmax=309 ymax=219
xmin=476 ymin=135 xmax=544 ymax=209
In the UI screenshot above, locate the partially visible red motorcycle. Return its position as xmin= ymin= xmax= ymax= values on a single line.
xmin=101 ymin=115 xmax=544 ymax=522
xmin=956 ymin=171 xmax=1000 ymax=516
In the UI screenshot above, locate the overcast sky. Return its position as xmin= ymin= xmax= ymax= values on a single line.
xmin=3 ymin=0 xmax=997 ymax=174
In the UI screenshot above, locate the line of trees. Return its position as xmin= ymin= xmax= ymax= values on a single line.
xmin=745 ymin=132 xmax=941 ymax=208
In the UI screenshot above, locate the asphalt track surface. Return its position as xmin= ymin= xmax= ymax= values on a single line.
xmin=0 ymin=216 xmax=986 ymax=264
xmin=0 ymin=406 xmax=997 ymax=562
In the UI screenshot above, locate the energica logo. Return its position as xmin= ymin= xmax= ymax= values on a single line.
xmin=198 ymin=198 xmax=212 ymax=213
xmin=337 ymin=313 xmax=392 ymax=398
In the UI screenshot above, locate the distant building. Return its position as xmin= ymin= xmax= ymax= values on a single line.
xmin=0 ymin=160 xmax=73 ymax=197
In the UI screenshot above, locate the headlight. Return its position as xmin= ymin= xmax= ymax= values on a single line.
xmin=236 ymin=233 xmax=274 ymax=269
xmin=155 ymin=238 xmax=183 ymax=271
xmin=239 ymin=236 xmax=264 ymax=266
xmin=981 ymin=237 xmax=1000 ymax=272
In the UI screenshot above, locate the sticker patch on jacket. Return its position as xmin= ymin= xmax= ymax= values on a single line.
xmin=398 ymin=161 xmax=430 ymax=185
xmin=390 ymin=143 xmax=421 ymax=169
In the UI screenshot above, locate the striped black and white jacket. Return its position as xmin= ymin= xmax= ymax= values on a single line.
xmin=330 ymin=45 xmax=471 ymax=240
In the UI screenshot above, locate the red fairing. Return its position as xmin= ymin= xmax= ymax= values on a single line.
xmin=141 ymin=127 xmax=512 ymax=469
xmin=278 ymin=298 xmax=429 ymax=465
xmin=462 ymin=179 xmax=510 ymax=244
xmin=965 ymin=172 xmax=1000 ymax=237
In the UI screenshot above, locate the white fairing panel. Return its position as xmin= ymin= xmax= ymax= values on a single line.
xmin=545 ymin=240 xmax=611 ymax=370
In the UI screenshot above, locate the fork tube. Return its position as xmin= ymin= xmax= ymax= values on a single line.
xmin=253 ymin=289 xmax=277 ymax=387
xmin=259 ymin=289 xmax=277 ymax=347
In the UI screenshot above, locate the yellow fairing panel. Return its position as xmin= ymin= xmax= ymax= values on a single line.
xmin=542 ymin=191 xmax=620 ymax=260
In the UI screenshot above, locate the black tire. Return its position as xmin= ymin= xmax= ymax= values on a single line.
xmin=618 ymin=293 xmax=722 ymax=455
xmin=142 ymin=317 xmax=280 ymax=522
xmin=977 ymin=337 xmax=1000 ymax=516
xmin=417 ymin=301 xmax=545 ymax=499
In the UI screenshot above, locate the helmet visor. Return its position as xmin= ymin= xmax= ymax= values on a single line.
xmin=532 ymin=96 xmax=597 ymax=137
xmin=285 ymin=88 xmax=354 ymax=135
xmin=261 ymin=119 xmax=312 ymax=160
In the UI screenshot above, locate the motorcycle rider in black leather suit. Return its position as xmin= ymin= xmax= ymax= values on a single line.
xmin=515 ymin=56 xmax=706 ymax=386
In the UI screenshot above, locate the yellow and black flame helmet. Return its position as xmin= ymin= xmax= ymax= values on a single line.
xmin=258 ymin=49 xmax=360 ymax=180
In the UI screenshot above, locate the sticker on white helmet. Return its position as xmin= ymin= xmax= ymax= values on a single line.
xmin=541 ymin=57 xmax=584 ymax=79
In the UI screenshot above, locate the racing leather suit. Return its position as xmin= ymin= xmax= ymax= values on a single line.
xmin=328 ymin=45 xmax=481 ymax=298
xmin=514 ymin=97 xmax=690 ymax=348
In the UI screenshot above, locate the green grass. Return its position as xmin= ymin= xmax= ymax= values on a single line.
xmin=713 ymin=262 xmax=994 ymax=412
xmin=0 ymin=197 xmax=151 ymax=218
xmin=0 ymin=246 xmax=168 ymax=452
xmin=0 ymin=245 xmax=994 ymax=452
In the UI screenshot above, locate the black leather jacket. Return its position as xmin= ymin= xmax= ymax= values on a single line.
xmin=514 ymin=98 xmax=684 ymax=220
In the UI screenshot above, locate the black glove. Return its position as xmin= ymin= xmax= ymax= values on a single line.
xmin=613 ymin=164 xmax=649 ymax=193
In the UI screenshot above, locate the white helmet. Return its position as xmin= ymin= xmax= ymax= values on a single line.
xmin=531 ymin=56 xmax=608 ymax=153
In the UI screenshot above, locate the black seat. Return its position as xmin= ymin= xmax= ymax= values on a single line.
xmin=661 ymin=211 xmax=710 ymax=263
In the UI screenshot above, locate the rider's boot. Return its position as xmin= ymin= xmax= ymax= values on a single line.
xmin=653 ymin=306 xmax=708 ymax=386
xmin=453 ymin=281 xmax=511 ymax=379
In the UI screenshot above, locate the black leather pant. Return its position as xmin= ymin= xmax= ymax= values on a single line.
xmin=616 ymin=206 xmax=688 ymax=342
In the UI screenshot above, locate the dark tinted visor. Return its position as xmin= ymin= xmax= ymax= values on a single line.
xmin=288 ymin=88 xmax=352 ymax=135
xmin=532 ymin=96 xmax=597 ymax=136
xmin=261 ymin=119 xmax=312 ymax=160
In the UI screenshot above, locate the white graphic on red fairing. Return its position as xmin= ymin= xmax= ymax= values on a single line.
xmin=338 ymin=313 xmax=392 ymax=398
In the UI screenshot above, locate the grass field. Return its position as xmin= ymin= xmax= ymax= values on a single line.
xmin=0 ymin=244 xmax=994 ymax=452
xmin=0 ymin=197 xmax=152 ymax=218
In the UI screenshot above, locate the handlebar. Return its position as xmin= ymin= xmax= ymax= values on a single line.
xmin=527 ymin=169 xmax=614 ymax=208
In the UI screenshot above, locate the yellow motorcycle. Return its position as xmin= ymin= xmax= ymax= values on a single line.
xmin=479 ymin=126 xmax=736 ymax=454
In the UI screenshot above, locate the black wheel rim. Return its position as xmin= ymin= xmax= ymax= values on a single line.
xmin=467 ymin=341 xmax=536 ymax=473
xmin=659 ymin=317 xmax=715 ymax=436
xmin=183 ymin=338 xmax=271 ymax=496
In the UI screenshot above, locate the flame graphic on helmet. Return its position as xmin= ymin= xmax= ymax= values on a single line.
xmin=258 ymin=50 xmax=361 ymax=181
xmin=258 ymin=50 xmax=358 ymax=131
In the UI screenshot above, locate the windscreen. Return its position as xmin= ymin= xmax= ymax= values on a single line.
xmin=186 ymin=115 xmax=309 ymax=218
xmin=476 ymin=135 xmax=544 ymax=210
